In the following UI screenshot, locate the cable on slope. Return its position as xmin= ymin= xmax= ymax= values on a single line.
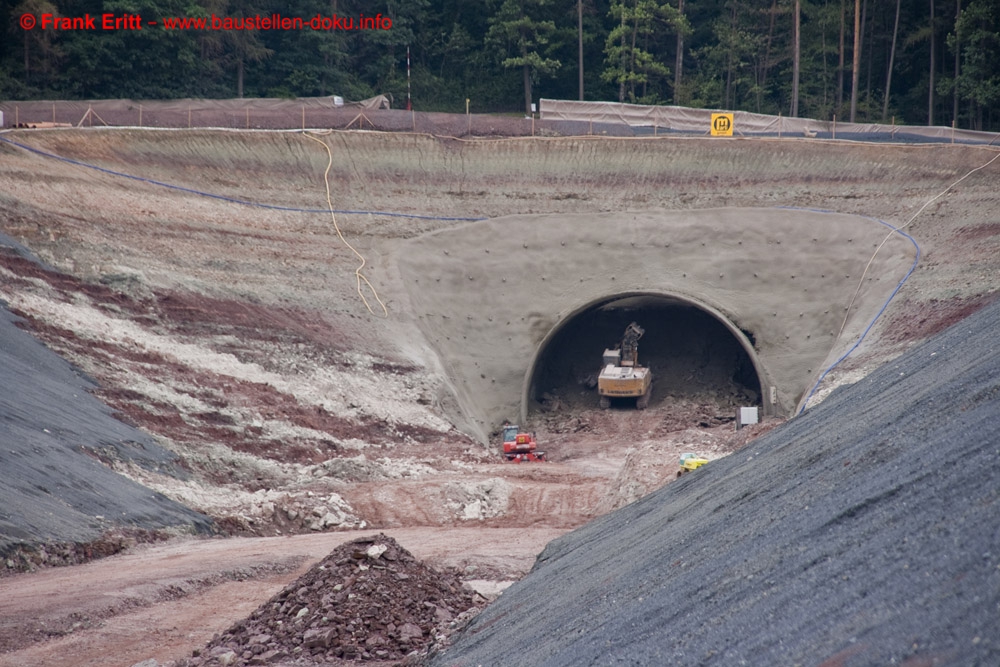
xmin=800 ymin=149 xmax=1000 ymax=413
xmin=303 ymin=131 xmax=388 ymax=318
xmin=838 ymin=150 xmax=1000 ymax=338
xmin=0 ymin=134 xmax=486 ymax=222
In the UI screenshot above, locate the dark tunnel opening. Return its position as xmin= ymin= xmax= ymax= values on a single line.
xmin=528 ymin=295 xmax=763 ymax=414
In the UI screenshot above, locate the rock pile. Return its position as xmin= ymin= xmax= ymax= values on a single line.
xmin=186 ymin=534 xmax=483 ymax=666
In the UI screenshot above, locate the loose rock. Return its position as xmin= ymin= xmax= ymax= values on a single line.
xmin=185 ymin=534 xmax=483 ymax=665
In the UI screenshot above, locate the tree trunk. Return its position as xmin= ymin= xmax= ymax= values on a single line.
xmin=762 ymin=0 xmax=778 ymax=112
xmin=726 ymin=3 xmax=738 ymax=108
xmin=237 ymin=59 xmax=245 ymax=99
xmin=629 ymin=11 xmax=639 ymax=101
xmin=24 ymin=31 xmax=30 ymax=80
xmin=929 ymin=0 xmax=935 ymax=125
xmin=882 ymin=0 xmax=901 ymax=121
xmin=838 ymin=0 xmax=846 ymax=114
xmin=523 ymin=64 xmax=532 ymax=116
xmin=953 ymin=0 xmax=960 ymax=125
xmin=863 ymin=0 xmax=872 ymax=117
xmin=674 ymin=0 xmax=685 ymax=104
xmin=578 ymin=0 xmax=584 ymax=100
xmin=618 ymin=6 xmax=627 ymax=103
xmin=822 ymin=14 xmax=829 ymax=109
xmin=850 ymin=0 xmax=861 ymax=122
xmin=792 ymin=0 xmax=801 ymax=117
xmin=642 ymin=31 xmax=649 ymax=99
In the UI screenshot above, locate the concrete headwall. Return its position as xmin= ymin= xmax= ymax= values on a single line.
xmin=396 ymin=208 xmax=916 ymax=442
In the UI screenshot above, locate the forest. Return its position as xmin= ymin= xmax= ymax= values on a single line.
xmin=2 ymin=0 xmax=998 ymax=130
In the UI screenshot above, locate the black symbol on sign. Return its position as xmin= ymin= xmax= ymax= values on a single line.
xmin=713 ymin=116 xmax=732 ymax=132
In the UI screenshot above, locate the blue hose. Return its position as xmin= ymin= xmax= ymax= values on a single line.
xmin=0 ymin=133 xmax=487 ymax=222
xmin=785 ymin=207 xmax=921 ymax=413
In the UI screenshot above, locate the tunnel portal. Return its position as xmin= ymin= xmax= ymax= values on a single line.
xmin=526 ymin=294 xmax=763 ymax=416
xmin=398 ymin=209 xmax=917 ymax=442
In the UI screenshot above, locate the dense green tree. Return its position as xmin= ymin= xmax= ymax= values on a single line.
xmin=485 ymin=0 xmax=562 ymax=115
xmin=950 ymin=0 xmax=1000 ymax=129
xmin=0 ymin=0 xmax=995 ymax=129
xmin=12 ymin=0 xmax=60 ymax=85
xmin=602 ymin=0 xmax=684 ymax=103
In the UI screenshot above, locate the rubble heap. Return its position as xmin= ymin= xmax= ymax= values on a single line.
xmin=188 ymin=534 xmax=483 ymax=665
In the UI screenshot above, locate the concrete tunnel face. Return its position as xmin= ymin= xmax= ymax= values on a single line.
xmin=524 ymin=294 xmax=764 ymax=418
xmin=397 ymin=209 xmax=918 ymax=441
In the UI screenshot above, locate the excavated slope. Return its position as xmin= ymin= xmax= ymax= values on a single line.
xmin=0 ymin=128 xmax=997 ymax=550
xmin=430 ymin=297 xmax=1000 ymax=667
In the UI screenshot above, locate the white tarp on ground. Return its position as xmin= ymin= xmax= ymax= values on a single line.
xmin=540 ymin=99 xmax=1000 ymax=143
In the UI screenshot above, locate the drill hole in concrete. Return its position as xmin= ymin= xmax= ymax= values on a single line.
xmin=525 ymin=294 xmax=763 ymax=417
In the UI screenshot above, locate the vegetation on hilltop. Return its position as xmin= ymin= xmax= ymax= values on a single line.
xmin=1 ymin=0 xmax=997 ymax=130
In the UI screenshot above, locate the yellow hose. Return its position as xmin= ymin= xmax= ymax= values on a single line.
xmin=303 ymin=131 xmax=388 ymax=318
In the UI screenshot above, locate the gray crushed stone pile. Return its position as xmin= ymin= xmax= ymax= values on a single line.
xmin=188 ymin=534 xmax=483 ymax=666
xmin=430 ymin=297 xmax=1000 ymax=666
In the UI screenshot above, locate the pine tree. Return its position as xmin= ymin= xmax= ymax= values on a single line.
xmin=485 ymin=0 xmax=562 ymax=115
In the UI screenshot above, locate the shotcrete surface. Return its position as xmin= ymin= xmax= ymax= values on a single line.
xmin=396 ymin=207 xmax=915 ymax=438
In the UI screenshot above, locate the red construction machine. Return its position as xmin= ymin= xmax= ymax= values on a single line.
xmin=501 ymin=423 xmax=546 ymax=463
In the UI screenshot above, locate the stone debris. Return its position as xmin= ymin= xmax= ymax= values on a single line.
xmin=444 ymin=478 xmax=512 ymax=521
xmin=181 ymin=534 xmax=483 ymax=665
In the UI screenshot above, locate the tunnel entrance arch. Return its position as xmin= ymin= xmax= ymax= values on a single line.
xmin=521 ymin=292 xmax=769 ymax=423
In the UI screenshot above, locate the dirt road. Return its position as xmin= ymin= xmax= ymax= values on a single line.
xmin=0 ymin=527 xmax=567 ymax=667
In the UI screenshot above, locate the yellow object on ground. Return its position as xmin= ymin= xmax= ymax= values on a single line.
xmin=679 ymin=453 xmax=710 ymax=471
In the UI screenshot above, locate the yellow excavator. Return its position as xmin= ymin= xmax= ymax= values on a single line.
xmin=597 ymin=322 xmax=652 ymax=409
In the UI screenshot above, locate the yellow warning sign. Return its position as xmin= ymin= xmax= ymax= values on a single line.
xmin=711 ymin=113 xmax=734 ymax=136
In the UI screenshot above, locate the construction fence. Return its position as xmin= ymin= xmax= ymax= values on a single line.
xmin=1 ymin=96 xmax=997 ymax=145
xmin=540 ymin=99 xmax=1000 ymax=145
xmin=0 ymin=96 xmax=628 ymax=138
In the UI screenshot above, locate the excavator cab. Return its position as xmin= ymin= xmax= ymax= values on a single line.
xmin=597 ymin=322 xmax=652 ymax=409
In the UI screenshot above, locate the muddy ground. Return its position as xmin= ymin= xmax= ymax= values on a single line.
xmin=0 ymin=128 xmax=998 ymax=666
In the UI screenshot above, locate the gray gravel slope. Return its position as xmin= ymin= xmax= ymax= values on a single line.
xmin=0 ymin=301 xmax=212 ymax=555
xmin=432 ymin=298 xmax=1000 ymax=667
